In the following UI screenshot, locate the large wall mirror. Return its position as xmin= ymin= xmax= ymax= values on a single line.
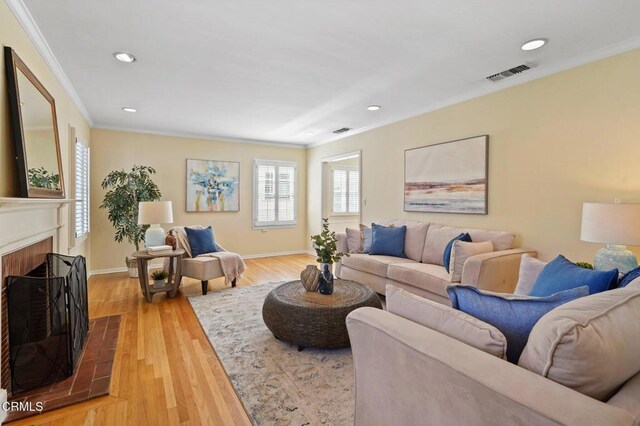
xmin=4 ymin=47 xmax=65 ymax=198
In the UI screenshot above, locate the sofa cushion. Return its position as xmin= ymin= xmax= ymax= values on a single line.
xmin=422 ymin=224 xmax=515 ymax=265
xmin=386 ymin=285 xmax=508 ymax=359
xmin=370 ymin=224 xmax=407 ymax=257
xmin=422 ymin=225 xmax=465 ymax=265
xmin=341 ymin=254 xmax=416 ymax=278
xmin=443 ymin=233 xmax=472 ymax=273
xmin=529 ymin=255 xmax=619 ymax=296
xmin=387 ymin=262 xmax=452 ymax=297
xmin=360 ymin=224 xmax=373 ymax=253
xmin=447 ymin=285 xmax=589 ymax=363
xmin=514 ymin=254 xmax=547 ymax=295
xmin=386 ymin=220 xmax=429 ymax=262
xmin=607 ymin=372 xmax=640 ymax=418
xmin=182 ymin=256 xmax=223 ymax=280
xmin=450 ymin=240 xmax=494 ymax=283
xmin=518 ymin=285 xmax=640 ymax=401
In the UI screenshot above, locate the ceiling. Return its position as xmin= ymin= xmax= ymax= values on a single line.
xmin=19 ymin=0 xmax=640 ymax=146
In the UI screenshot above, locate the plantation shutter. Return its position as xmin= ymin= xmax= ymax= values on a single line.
xmin=254 ymin=160 xmax=297 ymax=227
xmin=348 ymin=169 xmax=359 ymax=213
xmin=75 ymin=139 xmax=90 ymax=238
xmin=332 ymin=169 xmax=347 ymax=213
xmin=332 ymin=167 xmax=359 ymax=214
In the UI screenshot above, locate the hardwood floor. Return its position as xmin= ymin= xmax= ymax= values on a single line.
xmin=9 ymin=254 xmax=315 ymax=426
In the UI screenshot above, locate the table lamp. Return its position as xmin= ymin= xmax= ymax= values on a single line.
xmin=138 ymin=201 xmax=174 ymax=248
xmin=580 ymin=202 xmax=640 ymax=273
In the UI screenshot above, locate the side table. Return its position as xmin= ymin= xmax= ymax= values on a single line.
xmin=131 ymin=249 xmax=185 ymax=303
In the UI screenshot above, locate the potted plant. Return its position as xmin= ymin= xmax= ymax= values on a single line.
xmin=310 ymin=218 xmax=349 ymax=295
xmin=100 ymin=165 xmax=162 ymax=277
xmin=150 ymin=270 xmax=169 ymax=289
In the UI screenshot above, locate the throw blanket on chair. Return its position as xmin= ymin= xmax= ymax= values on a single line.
xmin=166 ymin=226 xmax=246 ymax=284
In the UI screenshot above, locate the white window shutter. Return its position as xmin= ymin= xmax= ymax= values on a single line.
xmin=348 ymin=169 xmax=359 ymax=213
xmin=254 ymin=160 xmax=297 ymax=227
xmin=74 ymin=140 xmax=90 ymax=239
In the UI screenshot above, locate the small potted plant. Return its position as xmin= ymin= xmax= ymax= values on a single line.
xmin=310 ymin=218 xmax=349 ymax=295
xmin=150 ymin=270 xmax=169 ymax=289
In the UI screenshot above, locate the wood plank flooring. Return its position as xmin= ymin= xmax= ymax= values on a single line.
xmin=8 ymin=254 xmax=315 ymax=426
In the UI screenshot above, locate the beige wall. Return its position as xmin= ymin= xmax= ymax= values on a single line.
xmin=90 ymin=129 xmax=307 ymax=272
xmin=308 ymin=48 xmax=640 ymax=262
xmin=0 ymin=2 xmax=91 ymax=259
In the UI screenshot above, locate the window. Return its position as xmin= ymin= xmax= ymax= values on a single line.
xmin=254 ymin=160 xmax=296 ymax=227
xmin=332 ymin=167 xmax=359 ymax=214
xmin=74 ymin=139 xmax=90 ymax=239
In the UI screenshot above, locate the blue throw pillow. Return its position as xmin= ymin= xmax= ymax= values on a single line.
xmin=529 ymin=255 xmax=618 ymax=297
xmin=361 ymin=225 xmax=373 ymax=254
xmin=368 ymin=224 xmax=407 ymax=257
xmin=447 ymin=285 xmax=589 ymax=363
xmin=185 ymin=226 xmax=218 ymax=257
xmin=619 ymin=266 xmax=640 ymax=288
xmin=443 ymin=233 xmax=472 ymax=273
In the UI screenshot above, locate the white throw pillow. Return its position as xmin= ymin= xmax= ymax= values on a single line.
xmin=386 ymin=285 xmax=508 ymax=359
xmin=518 ymin=285 xmax=640 ymax=400
xmin=514 ymin=254 xmax=547 ymax=295
xmin=449 ymin=240 xmax=493 ymax=283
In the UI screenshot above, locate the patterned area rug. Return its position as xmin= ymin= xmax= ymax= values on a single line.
xmin=188 ymin=282 xmax=354 ymax=425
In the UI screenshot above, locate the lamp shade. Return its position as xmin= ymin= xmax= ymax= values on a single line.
xmin=138 ymin=201 xmax=174 ymax=225
xmin=581 ymin=202 xmax=640 ymax=246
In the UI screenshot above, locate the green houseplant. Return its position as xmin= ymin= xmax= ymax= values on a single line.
xmin=150 ymin=270 xmax=169 ymax=289
xmin=310 ymin=218 xmax=349 ymax=294
xmin=100 ymin=165 xmax=162 ymax=277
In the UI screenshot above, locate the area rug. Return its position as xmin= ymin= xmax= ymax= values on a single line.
xmin=188 ymin=282 xmax=355 ymax=425
xmin=6 ymin=315 xmax=120 ymax=422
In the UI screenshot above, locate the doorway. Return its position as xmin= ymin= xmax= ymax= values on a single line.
xmin=321 ymin=151 xmax=362 ymax=233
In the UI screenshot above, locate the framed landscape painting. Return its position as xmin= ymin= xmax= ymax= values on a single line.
xmin=186 ymin=159 xmax=240 ymax=212
xmin=404 ymin=135 xmax=488 ymax=214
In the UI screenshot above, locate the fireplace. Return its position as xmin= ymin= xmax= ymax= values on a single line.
xmin=6 ymin=253 xmax=88 ymax=394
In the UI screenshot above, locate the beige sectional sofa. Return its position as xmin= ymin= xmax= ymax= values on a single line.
xmin=346 ymin=280 xmax=640 ymax=425
xmin=335 ymin=219 xmax=536 ymax=304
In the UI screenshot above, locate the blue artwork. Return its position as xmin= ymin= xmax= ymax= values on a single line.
xmin=186 ymin=159 xmax=239 ymax=212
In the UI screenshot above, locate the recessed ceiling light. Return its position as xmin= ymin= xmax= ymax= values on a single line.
xmin=122 ymin=107 xmax=137 ymax=113
xmin=367 ymin=105 xmax=381 ymax=111
xmin=521 ymin=39 xmax=547 ymax=51
xmin=113 ymin=52 xmax=136 ymax=63
xmin=304 ymin=131 xmax=315 ymax=136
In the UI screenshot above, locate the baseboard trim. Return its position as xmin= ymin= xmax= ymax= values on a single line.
xmin=89 ymin=260 xmax=164 ymax=276
xmin=89 ymin=251 xmax=313 ymax=276
xmin=242 ymin=250 xmax=313 ymax=260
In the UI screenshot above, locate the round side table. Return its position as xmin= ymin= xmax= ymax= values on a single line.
xmin=131 ymin=249 xmax=184 ymax=303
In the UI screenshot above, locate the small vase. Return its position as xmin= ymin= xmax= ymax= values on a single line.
xmin=153 ymin=279 xmax=166 ymax=289
xmin=300 ymin=265 xmax=321 ymax=292
xmin=318 ymin=263 xmax=334 ymax=295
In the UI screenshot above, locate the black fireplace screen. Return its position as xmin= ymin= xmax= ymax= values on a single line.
xmin=6 ymin=253 xmax=88 ymax=394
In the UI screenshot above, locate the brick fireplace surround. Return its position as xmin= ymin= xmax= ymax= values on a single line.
xmin=0 ymin=197 xmax=75 ymax=422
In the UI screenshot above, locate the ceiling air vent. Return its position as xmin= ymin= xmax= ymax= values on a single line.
xmin=332 ymin=127 xmax=352 ymax=135
xmin=486 ymin=64 xmax=531 ymax=82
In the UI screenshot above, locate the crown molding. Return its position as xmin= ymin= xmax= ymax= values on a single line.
xmin=309 ymin=35 xmax=640 ymax=149
xmin=5 ymin=0 xmax=94 ymax=125
xmin=92 ymin=124 xmax=308 ymax=149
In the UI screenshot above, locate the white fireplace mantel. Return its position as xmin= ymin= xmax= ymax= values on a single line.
xmin=0 ymin=197 xmax=74 ymax=253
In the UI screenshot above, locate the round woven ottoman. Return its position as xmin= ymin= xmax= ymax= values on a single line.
xmin=262 ymin=279 xmax=382 ymax=349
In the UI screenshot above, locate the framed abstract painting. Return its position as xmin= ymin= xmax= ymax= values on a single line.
xmin=404 ymin=135 xmax=488 ymax=214
xmin=186 ymin=159 xmax=240 ymax=212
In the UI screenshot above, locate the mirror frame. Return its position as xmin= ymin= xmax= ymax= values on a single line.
xmin=4 ymin=46 xmax=65 ymax=198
